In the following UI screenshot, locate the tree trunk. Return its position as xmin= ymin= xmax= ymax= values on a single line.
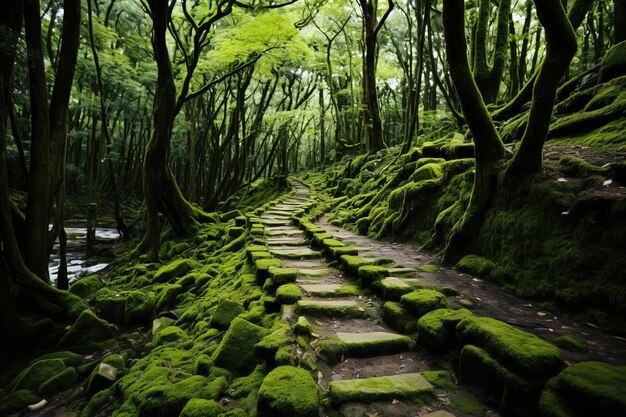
xmin=506 ymin=0 xmax=578 ymax=178
xmin=441 ymin=0 xmax=506 ymax=261
xmin=615 ymin=0 xmax=626 ymax=43
xmin=24 ymin=0 xmax=52 ymax=282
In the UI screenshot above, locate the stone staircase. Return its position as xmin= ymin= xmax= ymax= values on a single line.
xmin=253 ymin=182 xmax=451 ymax=416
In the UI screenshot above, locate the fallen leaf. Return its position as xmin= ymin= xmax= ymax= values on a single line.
xmin=537 ymin=312 xmax=547 ymax=317
xmin=603 ymin=179 xmax=613 ymax=186
xmin=391 ymin=399 xmax=400 ymax=405
xmin=557 ymin=178 xmax=568 ymax=182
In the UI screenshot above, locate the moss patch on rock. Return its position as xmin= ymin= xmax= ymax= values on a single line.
xmin=257 ymin=366 xmax=318 ymax=417
xmin=400 ymin=289 xmax=448 ymax=317
xmin=417 ymin=308 xmax=473 ymax=349
xmin=209 ymin=300 xmax=245 ymax=330
xmin=213 ymin=318 xmax=271 ymax=375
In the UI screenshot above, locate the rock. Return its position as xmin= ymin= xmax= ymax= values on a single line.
xmin=87 ymin=354 xmax=124 ymax=394
xmin=58 ymin=310 xmax=114 ymax=353
xmin=179 ymin=399 xmax=225 ymax=417
xmin=540 ymin=361 xmax=626 ymax=417
xmin=154 ymin=259 xmax=197 ymax=283
xmin=400 ymin=289 xmax=449 ymax=317
xmin=382 ymin=301 xmax=418 ymax=334
xmin=212 ymin=318 xmax=271 ymax=375
xmin=10 ymin=358 xmax=67 ymax=392
xmin=328 ymin=373 xmax=434 ymax=405
xmin=68 ymin=275 xmax=105 ymax=299
xmin=417 ymin=308 xmax=473 ymax=348
xmin=275 ymin=284 xmax=303 ymax=304
xmin=296 ymin=300 xmax=372 ymax=319
xmin=600 ymin=40 xmax=626 ymax=82
xmin=154 ymin=326 xmax=188 ymax=345
xmin=257 ymin=366 xmax=319 ymax=417
xmin=317 ymin=331 xmax=413 ymax=364
xmin=293 ymin=316 xmax=311 ymax=337
xmin=38 ymin=367 xmax=77 ymax=396
xmin=0 ymin=390 xmax=40 ymax=415
xmin=209 ymin=299 xmax=244 ymax=330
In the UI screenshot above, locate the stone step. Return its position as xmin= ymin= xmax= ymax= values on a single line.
xmin=317 ymin=331 xmax=414 ymax=364
xmin=269 ymin=246 xmax=321 ymax=259
xmin=265 ymin=228 xmax=305 ymax=237
xmin=261 ymin=219 xmax=292 ymax=227
xmin=377 ymin=277 xmax=424 ymax=300
xmin=295 ymin=299 xmax=373 ymax=319
xmin=328 ymin=373 xmax=434 ymax=405
xmin=265 ymin=236 xmax=307 ymax=246
xmin=299 ymin=283 xmax=362 ymax=297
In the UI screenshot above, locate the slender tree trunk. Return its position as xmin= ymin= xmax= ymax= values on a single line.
xmin=615 ymin=0 xmax=626 ymax=43
xmin=24 ymin=0 xmax=52 ymax=282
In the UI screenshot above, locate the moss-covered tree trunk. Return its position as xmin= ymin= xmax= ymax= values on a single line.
xmin=135 ymin=0 xmax=207 ymax=260
xmin=441 ymin=0 xmax=506 ymax=261
xmin=359 ymin=0 xmax=394 ymax=153
xmin=505 ymin=0 xmax=578 ymax=178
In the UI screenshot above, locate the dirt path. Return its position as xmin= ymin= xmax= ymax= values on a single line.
xmin=315 ymin=217 xmax=626 ymax=366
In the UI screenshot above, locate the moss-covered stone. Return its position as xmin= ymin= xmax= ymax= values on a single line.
xmin=339 ymin=255 xmax=373 ymax=275
xmin=154 ymin=325 xmax=188 ymax=345
xmin=58 ymin=309 xmax=114 ymax=352
xmin=400 ymin=289 xmax=448 ymax=317
xmin=123 ymin=290 xmax=153 ymax=325
xmin=255 ymin=326 xmax=294 ymax=365
xmin=156 ymin=284 xmax=183 ymax=312
xmin=268 ymin=267 xmax=298 ymax=286
xmin=317 ymin=332 xmax=413 ymax=364
xmin=378 ymin=277 xmax=420 ymax=300
xmin=0 ymin=390 xmax=40 ymax=415
xmin=551 ymin=335 xmax=589 ymax=352
xmin=209 ymin=300 xmax=245 ymax=330
xmin=558 ymin=155 xmax=609 ymax=178
xmin=38 ymin=366 xmax=77 ymax=395
xmin=456 ymin=254 xmax=496 ymax=277
xmin=257 ymin=366 xmax=319 ymax=417
xmin=382 ymin=301 xmax=417 ymax=334
xmin=296 ymin=299 xmax=372 ymax=319
xmin=69 ymin=275 xmax=105 ymax=299
xmin=328 ymin=373 xmax=434 ymax=405
xmin=9 ymin=358 xmax=67 ymax=392
xmin=293 ymin=316 xmax=312 ymax=337
xmin=213 ymin=318 xmax=271 ymax=375
xmin=154 ymin=259 xmax=197 ymax=283
xmin=456 ymin=316 xmax=565 ymax=380
xmin=540 ymin=361 xmax=626 ymax=417
xmin=179 ymin=399 xmax=225 ymax=417
xmin=275 ymin=284 xmax=302 ymax=304
xmin=254 ymin=259 xmax=283 ymax=282
xmin=417 ymin=308 xmax=473 ymax=349
xmin=358 ymin=265 xmax=390 ymax=286
xmin=600 ymin=40 xmax=626 ymax=82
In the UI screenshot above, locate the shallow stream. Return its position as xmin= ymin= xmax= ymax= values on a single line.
xmin=48 ymin=227 xmax=120 ymax=285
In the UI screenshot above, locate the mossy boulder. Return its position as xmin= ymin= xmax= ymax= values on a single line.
xmin=410 ymin=163 xmax=444 ymax=182
xmin=257 ymin=366 xmax=319 ymax=417
xmin=400 ymin=289 xmax=448 ymax=317
xmin=358 ymin=265 xmax=390 ymax=286
xmin=539 ymin=361 xmax=626 ymax=417
xmin=154 ymin=325 xmax=188 ymax=345
xmin=58 ymin=309 xmax=114 ymax=352
xmin=456 ymin=255 xmax=496 ymax=277
xmin=156 ymin=284 xmax=183 ymax=312
xmin=87 ymin=354 xmax=125 ymax=394
xmin=213 ymin=318 xmax=271 ymax=375
xmin=179 ymin=399 xmax=225 ymax=417
xmin=275 ymin=284 xmax=302 ymax=304
xmin=417 ymin=308 xmax=473 ymax=349
xmin=154 ymin=259 xmax=197 ymax=283
xmin=340 ymin=255 xmax=373 ymax=275
xmin=558 ymin=155 xmax=608 ymax=178
xmin=255 ymin=326 xmax=294 ymax=365
xmin=382 ymin=301 xmax=417 ymax=334
xmin=38 ymin=366 xmax=77 ymax=396
xmin=456 ymin=316 xmax=565 ymax=380
xmin=0 ymin=390 xmax=40 ymax=415
xmin=254 ymin=259 xmax=283 ymax=282
xmin=268 ymin=267 xmax=298 ymax=286
xmin=600 ymin=40 xmax=626 ymax=82
xmin=551 ymin=335 xmax=588 ymax=352
xmin=9 ymin=358 xmax=67 ymax=392
xmin=209 ymin=300 xmax=245 ymax=330
xmin=93 ymin=288 xmax=154 ymax=325
xmin=69 ymin=275 xmax=105 ymax=299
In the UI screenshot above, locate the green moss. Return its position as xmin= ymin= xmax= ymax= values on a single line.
xmin=58 ymin=309 xmax=114 ymax=352
xmin=87 ymin=354 xmax=125 ymax=394
xmin=69 ymin=275 xmax=105 ymax=299
xmin=600 ymin=40 xmax=626 ymax=82
xmin=255 ymin=326 xmax=294 ymax=365
xmin=154 ymin=259 xmax=197 ymax=283
xmin=558 ymin=155 xmax=609 ymax=178
xmin=268 ymin=267 xmax=298 ymax=286
xmin=551 ymin=335 xmax=589 ymax=352
xmin=417 ymin=264 xmax=439 ymax=273
xmin=209 ymin=300 xmax=245 ymax=330
xmin=400 ymin=289 xmax=448 ymax=317
xmin=257 ymin=366 xmax=319 ymax=417
xmin=293 ymin=316 xmax=312 ymax=337
xmin=339 ymin=255 xmax=373 ymax=275
xmin=417 ymin=308 xmax=473 ymax=349
xmin=156 ymin=284 xmax=183 ymax=312
xmin=228 ymin=364 xmax=267 ymax=399
xmin=422 ymin=370 xmax=488 ymax=414
xmin=9 ymin=358 xmax=67 ymax=392
xmin=322 ymin=238 xmax=345 ymax=248
xmin=456 ymin=316 xmax=565 ymax=379
xmin=317 ymin=332 xmax=413 ymax=365
xmin=154 ymin=325 xmax=188 ymax=345
xmin=382 ymin=301 xmax=417 ymax=334
xmin=179 ymin=399 xmax=225 ymax=417
xmin=213 ymin=318 xmax=271 ymax=376
xmin=254 ymin=259 xmax=283 ymax=282
xmin=275 ymin=284 xmax=303 ymax=304
xmin=27 ymin=351 xmax=84 ymax=368
xmin=0 ymin=390 xmax=40 ymax=415
xmin=410 ymin=163 xmax=444 ymax=182
xmin=540 ymin=361 xmax=626 ymax=417
xmin=328 ymin=373 xmax=434 ymax=405
xmin=357 ymin=265 xmax=390 ymax=286
xmin=295 ymin=299 xmax=373 ymax=319
xmin=329 ymin=246 xmax=359 ymax=257
xmin=456 ymin=254 xmax=495 ymax=277
xmin=123 ymin=290 xmax=153 ymax=325
xmin=38 ymin=366 xmax=77 ymax=395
